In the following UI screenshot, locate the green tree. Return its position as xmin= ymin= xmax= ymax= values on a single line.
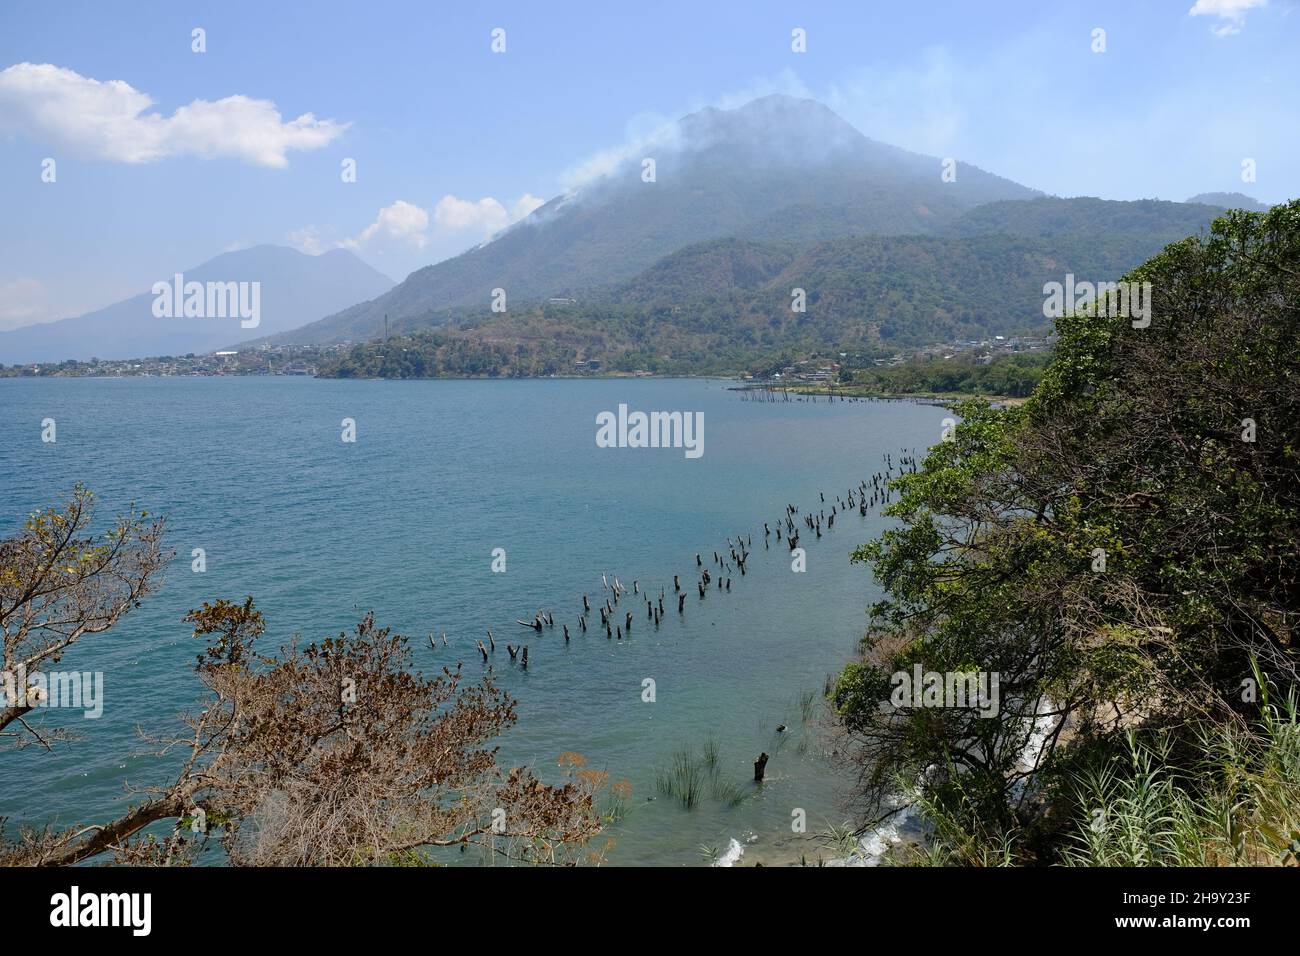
xmin=833 ymin=202 xmax=1300 ymax=856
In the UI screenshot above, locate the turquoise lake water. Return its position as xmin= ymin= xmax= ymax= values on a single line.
xmin=0 ymin=376 xmax=943 ymax=865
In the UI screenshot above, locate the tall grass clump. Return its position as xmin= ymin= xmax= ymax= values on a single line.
xmin=655 ymin=747 xmax=706 ymax=809
xmin=654 ymin=740 xmax=749 ymax=810
xmin=798 ymin=688 xmax=819 ymax=724
xmin=1063 ymin=693 xmax=1300 ymax=867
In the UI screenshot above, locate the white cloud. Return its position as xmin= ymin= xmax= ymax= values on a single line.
xmin=512 ymin=193 xmax=546 ymax=220
xmin=427 ymin=193 xmax=544 ymax=235
xmin=0 ymin=63 xmax=347 ymax=167
xmin=287 ymin=226 xmax=328 ymax=255
xmin=335 ymin=193 xmax=542 ymax=257
xmin=430 ymin=193 xmax=546 ymax=241
xmin=1189 ymin=0 xmax=1267 ymax=35
xmin=0 ymin=278 xmax=50 ymax=330
xmin=340 ymin=200 xmax=431 ymax=251
xmin=432 ymin=195 xmax=510 ymax=235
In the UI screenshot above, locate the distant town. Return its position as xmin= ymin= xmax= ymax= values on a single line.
xmin=0 ymin=344 xmax=350 ymax=378
xmin=747 ymin=334 xmax=1055 ymax=385
xmin=0 ymin=333 xmax=1054 ymax=382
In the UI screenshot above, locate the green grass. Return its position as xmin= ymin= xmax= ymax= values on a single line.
xmin=1063 ymin=692 xmax=1300 ymax=867
xmin=797 ymin=688 xmax=820 ymax=725
xmin=817 ymin=820 xmax=862 ymax=857
xmin=901 ymin=686 xmax=1300 ymax=867
xmin=701 ymin=736 xmax=721 ymax=771
xmin=655 ymin=747 xmax=707 ymax=809
xmin=710 ymin=777 xmax=748 ymax=808
xmin=654 ymin=741 xmax=750 ymax=810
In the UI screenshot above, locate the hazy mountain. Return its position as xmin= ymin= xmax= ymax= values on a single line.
xmin=1185 ymin=192 xmax=1270 ymax=212
xmin=268 ymin=95 xmax=1038 ymax=345
xmin=0 ymin=246 xmax=394 ymax=364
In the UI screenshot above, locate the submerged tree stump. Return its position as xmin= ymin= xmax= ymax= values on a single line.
xmin=754 ymin=752 xmax=769 ymax=782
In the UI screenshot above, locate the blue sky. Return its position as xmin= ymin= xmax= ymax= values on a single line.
xmin=1 ymin=0 xmax=1296 ymax=329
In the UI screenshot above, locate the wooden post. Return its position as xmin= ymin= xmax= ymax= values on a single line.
xmin=754 ymin=752 xmax=769 ymax=782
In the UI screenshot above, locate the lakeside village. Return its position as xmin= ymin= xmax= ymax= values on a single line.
xmin=0 ymin=344 xmax=344 ymax=378
xmin=748 ymin=333 xmax=1054 ymax=385
xmin=1 ymin=334 xmax=1054 ymax=382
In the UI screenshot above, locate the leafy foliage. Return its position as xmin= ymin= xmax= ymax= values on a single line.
xmin=832 ymin=201 xmax=1300 ymax=861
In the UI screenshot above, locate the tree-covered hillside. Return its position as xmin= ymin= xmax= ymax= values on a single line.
xmin=317 ymin=218 xmax=1222 ymax=378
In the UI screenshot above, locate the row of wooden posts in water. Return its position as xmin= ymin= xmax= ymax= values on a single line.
xmin=427 ymin=448 xmax=922 ymax=781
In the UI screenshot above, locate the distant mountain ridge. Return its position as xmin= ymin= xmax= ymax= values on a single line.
xmin=942 ymin=196 xmax=1228 ymax=240
xmin=0 ymin=246 xmax=394 ymax=365
xmin=1185 ymin=192 xmax=1270 ymax=212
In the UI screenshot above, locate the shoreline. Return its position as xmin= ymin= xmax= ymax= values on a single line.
xmin=0 ymin=372 xmax=1027 ymax=406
